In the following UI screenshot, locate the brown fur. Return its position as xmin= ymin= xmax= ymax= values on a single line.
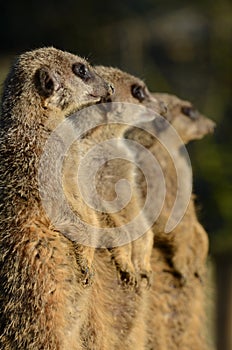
xmin=0 ymin=47 xmax=113 ymax=349
xmin=62 ymin=111 xmax=140 ymax=287
xmin=80 ymin=248 xmax=150 ymax=350
xmin=145 ymin=250 xmax=210 ymax=350
xmin=72 ymin=66 xmax=162 ymax=349
xmin=148 ymin=93 xmax=215 ymax=281
xmin=79 ymin=68 xmax=215 ymax=349
xmin=125 ymin=92 xmax=215 ymax=349
xmin=74 ymin=65 xmax=165 ymax=287
xmin=123 ymin=92 xmax=215 ymax=282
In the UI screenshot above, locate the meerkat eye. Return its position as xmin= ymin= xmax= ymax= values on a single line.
xmin=131 ymin=84 xmax=146 ymax=102
xmin=72 ymin=63 xmax=91 ymax=81
xmin=181 ymin=106 xmax=199 ymax=120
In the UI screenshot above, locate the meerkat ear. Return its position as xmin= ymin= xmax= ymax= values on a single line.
xmin=35 ymin=67 xmax=59 ymax=98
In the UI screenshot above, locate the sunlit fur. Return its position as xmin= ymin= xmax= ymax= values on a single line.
xmin=0 ymin=47 xmax=112 ymax=349
xmin=80 ymin=66 xmax=215 ymax=350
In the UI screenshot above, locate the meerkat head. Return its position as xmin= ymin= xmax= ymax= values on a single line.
xmin=152 ymin=93 xmax=216 ymax=144
xmin=94 ymin=66 xmax=169 ymax=147
xmin=95 ymin=66 xmax=166 ymax=115
xmin=1 ymin=47 xmax=114 ymax=128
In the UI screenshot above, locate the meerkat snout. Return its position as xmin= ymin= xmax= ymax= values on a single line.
xmin=107 ymin=83 xmax=115 ymax=96
xmin=202 ymin=117 xmax=216 ymax=134
xmin=90 ymin=77 xmax=114 ymax=101
xmin=96 ymin=82 xmax=114 ymax=104
xmin=72 ymin=63 xmax=114 ymax=99
xmin=208 ymin=119 xmax=216 ymax=132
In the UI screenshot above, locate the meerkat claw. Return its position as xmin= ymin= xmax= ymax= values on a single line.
xmin=117 ymin=268 xmax=137 ymax=289
xmin=80 ymin=265 xmax=95 ymax=286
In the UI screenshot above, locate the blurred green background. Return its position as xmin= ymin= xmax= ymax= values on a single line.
xmin=0 ymin=1 xmax=231 ymax=349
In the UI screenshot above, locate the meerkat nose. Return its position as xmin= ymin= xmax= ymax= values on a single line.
xmin=208 ymin=119 xmax=216 ymax=133
xmin=107 ymin=83 xmax=115 ymax=96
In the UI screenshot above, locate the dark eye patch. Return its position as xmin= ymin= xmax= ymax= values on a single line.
xmin=72 ymin=63 xmax=92 ymax=81
xmin=181 ymin=106 xmax=199 ymax=120
xmin=153 ymin=116 xmax=169 ymax=132
xmin=131 ymin=84 xmax=146 ymax=102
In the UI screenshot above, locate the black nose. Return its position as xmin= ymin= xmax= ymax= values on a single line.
xmin=208 ymin=120 xmax=216 ymax=133
xmin=107 ymin=83 xmax=115 ymax=96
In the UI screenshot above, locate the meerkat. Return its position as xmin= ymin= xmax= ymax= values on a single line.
xmin=123 ymin=92 xmax=215 ymax=282
xmin=143 ymin=97 xmax=214 ymax=348
xmin=124 ymin=93 xmax=215 ymax=349
xmin=150 ymin=93 xmax=215 ymax=281
xmin=77 ymin=68 xmax=214 ymax=349
xmin=61 ymin=105 xmax=139 ymax=287
xmin=63 ymin=65 xmax=164 ymax=288
xmin=75 ymin=67 xmax=165 ymax=350
xmin=0 ymin=47 xmax=113 ymax=349
xmin=119 ymin=91 xmax=215 ymax=350
xmin=93 ymin=66 xmax=168 ymax=286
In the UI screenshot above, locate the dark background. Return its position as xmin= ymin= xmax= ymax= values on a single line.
xmin=0 ymin=1 xmax=231 ymax=349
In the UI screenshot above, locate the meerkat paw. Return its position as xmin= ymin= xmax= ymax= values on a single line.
xmin=171 ymin=261 xmax=205 ymax=286
xmin=138 ymin=268 xmax=152 ymax=289
xmin=134 ymin=262 xmax=152 ymax=289
xmin=115 ymin=261 xmax=137 ymax=289
xmin=171 ymin=257 xmax=189 ymax=286
xmin=108 ymin=246 xmax=137 ymax=288
xmin=75 ymin=246 xmax=95 ymax=286
xmin=173 ymin=252 xmax=207 ymax=285
xmin=133 ymin=252 xmax=153 ymax=289
xmin=194 ymin=264 xmax=207 ymax=284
